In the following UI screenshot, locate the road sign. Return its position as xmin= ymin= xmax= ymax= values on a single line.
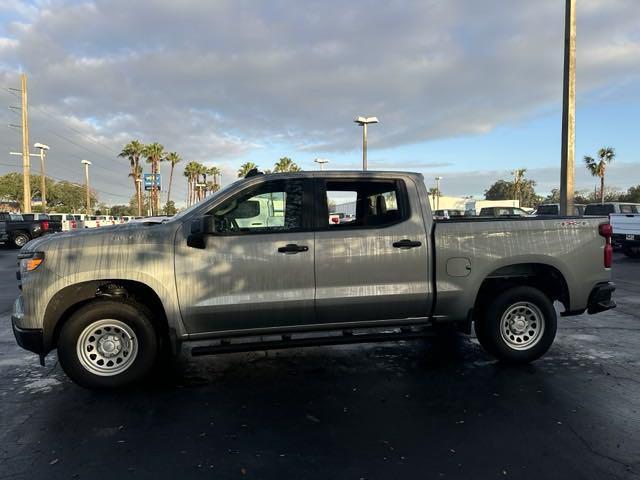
xmin=143 ymin=173 xmax=162 ymax=191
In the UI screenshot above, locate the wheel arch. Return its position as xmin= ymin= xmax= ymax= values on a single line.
xmin=473 ymin=262 xmax=570 ymax=320
xmin=43 ymin=280 xmax=170 ymax=353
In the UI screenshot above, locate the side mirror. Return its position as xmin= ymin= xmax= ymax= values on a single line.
xmin=187 ymin=216 xmax=215 ymax=249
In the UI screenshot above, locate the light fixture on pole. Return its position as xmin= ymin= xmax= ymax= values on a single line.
xmin=33 ymin=143 xmax=49 ymax=213
xmin=354 ymin=116 xmax=379 ymax=171
xmin=81 ymin=160 xmax=92 ymax=213
xmin=314 ymin=158 xmax=329 ymax=170
xmin=435 ymin=176 xmax=443 ymax=210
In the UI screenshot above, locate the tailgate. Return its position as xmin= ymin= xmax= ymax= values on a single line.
xmin=610 ymin=214 xmax=640 ymax=236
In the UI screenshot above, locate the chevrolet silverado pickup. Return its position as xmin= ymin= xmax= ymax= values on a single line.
xmin=611 ymin=213 xmax=640 ymax=257
xmin=12 ymin=171 xmax=616 ymax=388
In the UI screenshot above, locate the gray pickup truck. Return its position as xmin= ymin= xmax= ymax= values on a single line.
xmin=12 ymin=171 xmax=616 ymax=388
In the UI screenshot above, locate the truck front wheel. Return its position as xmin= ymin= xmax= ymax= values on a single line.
xmin=57 ymin=300 xmax=158 ymax=388
xmin=12 ymin=231 xmax=30 ymax=248
xmin=475 ymin=286 xmax=557 ymax=364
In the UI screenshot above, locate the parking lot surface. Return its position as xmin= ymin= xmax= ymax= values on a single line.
xmin=0 ymin=249 xmax=639 ymax=479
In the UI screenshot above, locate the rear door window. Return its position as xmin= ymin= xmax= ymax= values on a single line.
xmin=584 ymin=204 xmax=615 ymax=215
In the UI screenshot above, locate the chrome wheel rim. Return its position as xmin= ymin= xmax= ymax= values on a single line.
xmin=499 ymin=302 xmax=545 ymax=351
xmin=15 ymin=235 xmax=27 ymax=247
xmin=76 ymin=319 xmax=138 ymax=376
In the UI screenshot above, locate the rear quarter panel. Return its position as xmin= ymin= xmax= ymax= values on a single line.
xmin=434 ymin=217 xmax=611 ymax=321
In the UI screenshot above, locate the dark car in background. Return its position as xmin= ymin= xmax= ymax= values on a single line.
xmin=0 ymin=212 xmax=52 ymax=248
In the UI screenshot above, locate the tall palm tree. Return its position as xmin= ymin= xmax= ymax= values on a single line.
xmin=165 ymin=152 xmax=182 ymax=205
xmin=273 ymin=157 xmax=301 ymax=172
xmin=584 ymin=147 xmax=615 ymax=204
xmin=183 ymin=161 xmax=201 ymax=206
xmin=238 ymin=162 xmax=258 ymax=178
xmin=142 ymin=142 xmax=165 ymax=215
xmin=118 ymin=140 xmax=145 ymax=215
xmin=208 ymin=166 xmax=222 ymax=190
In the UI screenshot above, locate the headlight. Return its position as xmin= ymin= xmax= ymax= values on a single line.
xmin=18 ymin=252 xmax=45 ymax=274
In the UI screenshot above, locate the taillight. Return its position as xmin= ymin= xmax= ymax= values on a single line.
xmin=41 ymin=220 xmax=49 ymax=231
xmin=71 ymin=220 xmax=77 ymax=229
xmin=599 ymin=223 xmax=613 ymax=268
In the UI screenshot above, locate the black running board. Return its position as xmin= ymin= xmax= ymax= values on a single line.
xmin=191 ymin=326 xmax=435 ymax=357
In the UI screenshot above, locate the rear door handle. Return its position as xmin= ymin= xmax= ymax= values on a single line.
xmin=278 ymin=243 xmax=309 ymax=254
xmin=393 ymin=239 xmax=422 ymax=249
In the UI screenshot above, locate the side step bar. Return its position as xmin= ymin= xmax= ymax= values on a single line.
xmin=191 ymin=326 xmax=436 ymax=357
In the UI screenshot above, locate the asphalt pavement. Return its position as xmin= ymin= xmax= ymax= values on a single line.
xmin=0 ymin=248 xmax=639 ymax=480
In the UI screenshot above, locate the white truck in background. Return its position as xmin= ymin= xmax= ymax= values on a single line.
xmin=610 ymin=213 xmax=640 ymax=258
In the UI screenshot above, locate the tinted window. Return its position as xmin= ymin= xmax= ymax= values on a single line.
xmin=536 ymin=205 xmax=559 ymax=215
xmin=210 ymin=179 xmax=304 ymax=234
xmin=323 ymin=179 xmax=407 ymax=228
xmin=619 ymin=204 xmax=639 ymax=214
xmin=50 ymin=215 xmax=62 ymax=221
xmin=584 ymin=204 xmax=615 ymax=215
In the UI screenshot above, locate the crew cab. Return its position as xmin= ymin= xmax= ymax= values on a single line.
xmin=478 ymin=206 xmax=530 ymax=217
xmin=11 ymin=171 xmax=616 ymax=388
xmin=0 ymin=212 xmax=51 ymax=248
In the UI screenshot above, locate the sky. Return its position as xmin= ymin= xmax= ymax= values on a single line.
xmin=0 ymin=0 xmax=639 ymax=206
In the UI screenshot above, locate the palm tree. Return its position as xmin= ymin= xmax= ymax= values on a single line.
xmin=273 ymin=157 xmax=301 ymax=172
xmin=118 ymin=140 xmax=145 ymax=215
xmin=165 ymin=152 xmax=182 ymax=205
xmin=206 ymin=180 xmax=219 ymax=194
xmin=183 ymin=161 xmax=198 ymax=206
xmin=584 ymin=147 xmax=615 ymax=204
xmin=142 ymin=142 xmax=165 ymax=215
xmin=238 ymin=162 xmax=258 ymax=178
xmin=208 ymin=166 xmax=222 ymax=190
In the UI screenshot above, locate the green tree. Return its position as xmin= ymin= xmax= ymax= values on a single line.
xmin=207 ymin=166 xmax=222 ymax=191
xmin=273 ymin=157 xmax=301 ymax=173
xmin=512 ymin=168 xmax=527 ymax=204
xmin=485 ymin=179 xmax=540 ymax=207
xmin=237 ymin=162 xmax=258 ymax=178
xmin=118 ymin=140 xmax=145 ymax=213
xmin=163 ymin=200 xmax=177 ymax=215
xmin=164 ymin=152 xmax=182 ymax=205
xmin=142 ymin=142 xmax=165 ymax=215
xmin=621 ymin=185 xmax=640 ymax=203
xmin=584 ymin=147 xmax=615 ymax=204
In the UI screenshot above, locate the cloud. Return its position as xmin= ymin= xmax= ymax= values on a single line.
xmin=0 ymin=0 xmax=638 ymax=204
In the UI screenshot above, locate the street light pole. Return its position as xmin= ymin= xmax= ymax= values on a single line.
xmin=34 ymin=143 xmax=49 ymax=213
xmin=560 ymin=0 xmax=576 ymax=216
xmin=314 ymin=158 xmax=329 ymax=170
xmin=435 ymin=176 xmax=443 ymax=210
xmin=81 ymin=160 xmax=92 ymax=213
xmin=354 ymin=116 xmax=379 ymax=171
xmin=135 ymin=178 xmax=142 ymax=216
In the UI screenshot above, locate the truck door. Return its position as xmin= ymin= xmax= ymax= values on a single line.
xmin=314 ymin=177 xmax=431 ymax=323
xmin=174 ymin=178 xmax=316 ymax=334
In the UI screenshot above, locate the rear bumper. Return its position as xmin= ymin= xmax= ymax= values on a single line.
xmin=587 ymin=282 xmax=616 ymax=314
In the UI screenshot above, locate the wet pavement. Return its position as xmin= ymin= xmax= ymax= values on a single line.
xmin=0 ymin=249 xmax=638 ymax=479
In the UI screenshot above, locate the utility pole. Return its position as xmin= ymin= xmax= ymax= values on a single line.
xmin=560 ymin=0 xmax=576 ymax=216
xmin=20 ymin=74 xmax=32 ymax=213
xmin=435 ymin=176 xmax=443 ymax=210
xmin=135 ymin=178 xmax=142 ymax=216
xmin=81 ymin=160 xmax=92 ymax=213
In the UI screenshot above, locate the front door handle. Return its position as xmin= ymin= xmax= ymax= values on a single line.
xmin=278 ymin=243 xmax=309 ymax=254
xmin=393 ymin=239 xmax=422 ymax=249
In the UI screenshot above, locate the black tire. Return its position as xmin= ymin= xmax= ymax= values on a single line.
xmin=57 ymin=299 xmax=158 ymax=389
xmin=12 ymin=231 xmax=30 ymax=249
xmin=474 ymin=286 xmax=557 ymax=364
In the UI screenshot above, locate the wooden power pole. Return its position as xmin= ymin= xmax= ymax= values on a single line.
xmin=20 ymin=73 xmax=32 ymax=213
xmin=560 ymin=0 xmax=576 ymax=216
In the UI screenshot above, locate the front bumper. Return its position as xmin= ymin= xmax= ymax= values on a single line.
xmin=587 ymin=282 xmax=616 ymax=315
xmin=11 ymin=295 xmax=45 ymax=355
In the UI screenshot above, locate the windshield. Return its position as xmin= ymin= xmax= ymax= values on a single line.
xmin=169 ymin=179 xmax=244 ymax=222
xmin=536 ymin=205 xmax=558 ymax=215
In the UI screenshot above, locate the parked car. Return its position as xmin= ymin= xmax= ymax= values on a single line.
xmin=12 ymin=171 xmax=615 ymax=388
xmin=478 ymin=206 xmax=530 ymax=217
xmin=0 ymin=212 xmax=52 ymax=248
xmin=610 ymin=213 xmax=640 ymax=258
xmin=584 ymin=202 xmax=640 ymax=216
xmin=84 ymin=215 xmax=117 ymax=228
xmin=535 ymin=203 xmax=585 ymax=216
xmin=433 ymin=209 xmax=464 ymax=220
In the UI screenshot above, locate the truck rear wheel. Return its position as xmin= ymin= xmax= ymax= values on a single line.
xmin=57 ymin=299 xmax=158 ymax=389
xmin=475 ymin=286 xmax=557 ymax=364
xmin=623 ymin=247 xmax=640 ymax=258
